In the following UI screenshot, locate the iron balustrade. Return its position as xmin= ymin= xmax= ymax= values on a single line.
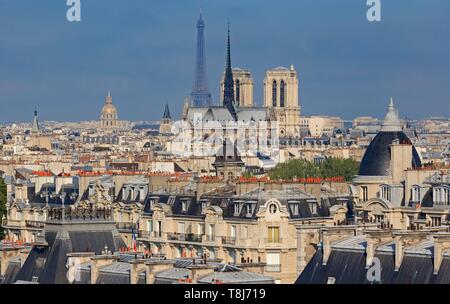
xmin=25 ymin=220 xmax=45 ymax=229
xmin=265 ymin=264 xmax=281 ymax=272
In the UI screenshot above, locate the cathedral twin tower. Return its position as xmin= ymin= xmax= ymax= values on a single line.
xmin=188 ymin=11 xmax=301 ymax=137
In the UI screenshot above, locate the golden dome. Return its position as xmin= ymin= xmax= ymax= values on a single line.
xmin=101 ymin=91 xmax=118 ymax=117
xmin=102 ymin=103 xmax=117 ymax=115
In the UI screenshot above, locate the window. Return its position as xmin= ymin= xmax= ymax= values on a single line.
xmin=362 ymin=186 xmax=368 ymax=201
xmin=266 ymin=253 xmax=281 ymax=272
xmin=230 ymin=225 xmax=236 ymax=238
xmin=431 ymin=216 xmax=442 ymax=227
xmin=381 ymin=186 xmax=391 ymax=201
xmin=374 ymin=215 xmax=384 ymax=223
xmin=235 ymin=79 xmax=240 ymax=104
xmin=412 ymin=186 xmax=420 ymax=202
xmin=234 ymin=203 xmax=241 ymax=216
xmin=167 ymin=196 xmax=176 ymax=206
xmin=207 ymin=224 xmax=215 ymax=240
xmin=147 ymin=220 xmax=153 ymax=232
xmin=289 ymin=203 xmax=299 ymax=216
xmin=280 ymin=80 xmax=285 ymax=107
xmin=246 ymin=204 xmax=255 ymax=217
xmin=267 ymin=226 xmax=280 ymax=243
xmin=181 ymin=200 xmax=188 ymax=212
xmin=157 ymin=221 xmax=162 ymax=237
xmin=272 ymin=80 xmax=277 ymax=107
xmin=269 ymin=203 xmax=277 ymax=214
xmin=178 ymin=222 xmax=185 ymax=234
xmin=242 ymin=226 xmax=248 ymax=238
xmin=198 ymin=223 xmax=205 ymax=235
xmin=309 ymin=202 xmax=317 ymax=215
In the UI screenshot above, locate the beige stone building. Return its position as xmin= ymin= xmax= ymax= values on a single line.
xmin=263 ymin=66 xmax=301 ymax=137
xmin=220 ymin=67 xmax=254 ymax=107
xmin=100 ymin=91 xmax=119 ymax=130
xmin=351 ymin=99 xmax=450 ymax=231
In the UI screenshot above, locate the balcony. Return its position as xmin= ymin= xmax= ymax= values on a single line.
xmin=265 ymin=238 xmax=282 ymax=244
xmin=138 ymin=230 xmax=151 ymax=239
xmin=167 ymin=233 xmax=203 ymax=243
xmin=25 ymin=220 xmax=45 ymax=229
xmin=222 ymin=236 xmax=237 ymax=245
xmin=205 ymin=234 xmax=215 ymax=242
xmin=265 ymin=264 xmax=281 ymax=272
xmin=115 ymin=222 xmax=137 ymax=232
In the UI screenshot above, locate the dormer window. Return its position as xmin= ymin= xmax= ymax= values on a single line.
xmin=233 ymin=201 xmax=244 ymax=216
xmin=246 ymin=202 xmax=256 ymax=217
xmin=181 ymin=200 xmax=188 ymax=212
xmin=309 ymin=202 xmax=317 ymax=215
xmin=167 ymin=196 xmax=176 ymax=206
xmin=201 ymin=200 xmax=210 ymax=211
xmin=269 ymin=204 xmax=277 ymax=214
xmin=289 ymin=201 xmax=300 ymax=216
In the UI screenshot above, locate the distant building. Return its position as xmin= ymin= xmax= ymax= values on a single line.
xmin=100 ymin=91 xmax=119 ymax=130
xmin=159 ymin=103 xmax=172 ymax=134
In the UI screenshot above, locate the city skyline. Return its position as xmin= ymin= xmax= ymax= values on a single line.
xmin=0 ymin=0 xmax=449 ymax=123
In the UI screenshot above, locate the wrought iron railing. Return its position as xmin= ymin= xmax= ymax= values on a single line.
xmin=265 ymin=264 xmax=281 ymax=272
xmin=25 ymin=220 xmax=45 ymax=229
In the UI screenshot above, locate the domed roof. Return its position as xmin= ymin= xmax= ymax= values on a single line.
xmin=101 ymin=91 xmax=118 ymax=115
xmin=358 ymin=99 xmax=422 ymax=176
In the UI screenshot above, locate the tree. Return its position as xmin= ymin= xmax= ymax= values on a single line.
xmin=0 ymin=177 xmax=6 ymax=239
xmin=268 ymin=157 xmax=359 ymax=181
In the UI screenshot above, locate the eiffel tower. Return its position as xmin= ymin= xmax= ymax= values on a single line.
xmin=190 ymin=10 xmax=212 ymax=107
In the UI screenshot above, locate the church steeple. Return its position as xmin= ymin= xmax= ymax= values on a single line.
xmin=32 ymin=110 xmax=40 ymax=135
xmin=223 ymin=24 xmax=237 ymax=120
xmin=162 ymin=102 xmax=171 ymax=120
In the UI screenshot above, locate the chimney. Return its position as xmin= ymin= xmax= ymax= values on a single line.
xmin=365 ymin=230 xmax=392 ymax=268
xmin=90 ymin=254 xmax=119 ymax=284
xmin=0 ymin=247 xmax=24 ymax=277
xmin=187 ymin=264 xmax=216 ymax=283
xmin=129 ymin=259 xmax=147 ymax=284
xmin=146 ymin=260 xmax=175 ymax=284
xmin=433 ymin=233 xmax=450 ymax=275
xmin=321 ymin=226 xmax=358 ymax=265
xmin=66 ymin=252 xmax=95 ymax=284
xmin=390 ymin=141 xmax=413 ymax=184
xmin=393 ymin=231 xmax=428 ymax=271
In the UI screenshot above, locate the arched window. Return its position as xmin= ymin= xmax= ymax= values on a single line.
xmin=235 ymin=79 xmax=240 ymax=105
xmin=280 ymin=80 xmax=285 ymax=107
xmin=272 ymin=80 xmax=277 ymax=107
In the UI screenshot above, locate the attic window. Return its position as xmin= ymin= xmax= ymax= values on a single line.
xmin=246 ymin=203 xmax=256 ymax=217
xmin=201 ymin=201 xmax=210 ymax=211
xmin=289 ymin=202 xmax=299 ymax=216
xmin=182 ymin=200 xmax=188 ymax=212
xmin=234 ymin=203 xmax=240 ymax=216
xmin=269 ymin=204 xmax=277 ymax=214
xmin=309 ymin=202 xmax=317 ymax=215
xmin=167 ymin=196 xmax=176 ymax=206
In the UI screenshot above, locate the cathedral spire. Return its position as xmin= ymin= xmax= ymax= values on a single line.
xmin=223 ymin=23 xmax=237 ymax=120
xmin=190 ymin=10 xmax=211 ymax=107
xmin=163 ymin=102 xmax=171 ymax=120
xmin=32 ymin=109 xmax=40 ymax=135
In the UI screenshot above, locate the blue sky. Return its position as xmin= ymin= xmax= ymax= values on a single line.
xmin=0 ymin=0 xmax=449 ymax=123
